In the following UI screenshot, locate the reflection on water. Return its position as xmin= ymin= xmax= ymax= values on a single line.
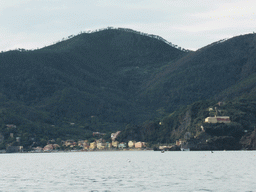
xmin=0 ymin=151 xmax=256 ymax=191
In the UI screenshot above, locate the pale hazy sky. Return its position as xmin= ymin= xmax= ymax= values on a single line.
xmin=0 ymin=0 xmax=255 ymax=51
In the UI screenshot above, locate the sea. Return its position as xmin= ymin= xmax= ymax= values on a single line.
xmin=0 ymin=150 xmax=255 ymax=192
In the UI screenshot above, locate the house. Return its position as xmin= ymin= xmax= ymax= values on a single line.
xmin=78 ymin=140 xmax=89 ymax=150
xmin=97 ymin=142 xmax=106 ymax=150
xmin=112 ymin=141 xmax=119 ymax=148
xmin=128 ymin=141 xmax=136 ymax=148
xmin=205 ymin=116 xmax=231 ymax=123
xmin=16 ymin=137 xmax=21 ymax=142
xmin=106 ymin=142 xmax=112 ymax=148
xmin=159 ymin=145 xmax=168 ymax=150
xmin=89 ymin=142 xmax=96 ymax=150
xmin=43 ymin=144 xmax=53 ymax=152
xmin=118 ymin=142 xmax=126 ymax=149
xmin=135 ymin=142 xmax=143 ymax=148
xmin=43 ymin=144 xmax=60 ymax=152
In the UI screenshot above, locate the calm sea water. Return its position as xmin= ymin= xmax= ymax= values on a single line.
xmin=0 ymin=151 xmax=255 ymax=192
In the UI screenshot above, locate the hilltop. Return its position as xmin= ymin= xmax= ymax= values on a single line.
xmin=0 ymin=28 xmax=188 ymax=148
xmin=139 ymin=33 xmax=256 ymax=112
xmin=1 ymin=28 xmax=256 ymax=150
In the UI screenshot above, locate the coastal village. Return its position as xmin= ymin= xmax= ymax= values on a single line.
xmin=2 ymin=130 xmax=148 ymax=153
xmin=1 ymin=104 xmax=234 ymax=153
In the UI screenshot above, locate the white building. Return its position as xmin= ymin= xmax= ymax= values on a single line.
xmin=205 ymin=116 xmax=231 ymax=123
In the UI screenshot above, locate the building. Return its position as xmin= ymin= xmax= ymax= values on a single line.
xmin=64 ymin=140 xmax=75 ymax=147
xmin=43 ymin=144 xmax=53 ymax=152
xmin=43 ymin=144 xmax=60 ymax=152
xmin=105 ymin=142 xmax=112 ymax=148
xmin=32 ymin=147 xmax=43 ymax=153
xmin=177 ymin=139 xmax=185 ymax=146
xmin=135 ymin=142 xmax=143 ymax=148
xmin=89 ymin=142 xmax=96 ymax=150
xmin=112 ymin=141 xmax=119 ymax=148
xmin=78 ymin=140 xmax=89 ymax=150
xmin=118 ymin=142 xmax=126 ymax=149
xmin=97 ymin=142 xmax=106 ymax=150
xmin=128 ymin=141 xmax=136 ymax=148
xmin=205 ymin=116 xmax=231 ymax=123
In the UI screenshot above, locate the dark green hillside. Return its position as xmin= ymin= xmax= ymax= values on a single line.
xmin=0 ymin=28 xmax=187 ymax=145
xmin=2 ymin=28 xmax=256 ymax=150
xmin=217 ymin=73 xmax=256 ymax=100
xmin=141 ymin=33 xmax=256 ymax=112
xmin=118 ymin=100 xmax=215 ymax=144
xmin=118 ymin=98 xmax=256 ymax=149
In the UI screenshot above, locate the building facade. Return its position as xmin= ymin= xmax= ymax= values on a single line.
xmin=205 ymin=116 xmax=231 ymax=123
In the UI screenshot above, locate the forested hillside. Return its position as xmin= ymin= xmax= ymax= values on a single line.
xmin=118 ymin=98 xmax=256 ymax=150
xmin=140 ymin=33 xmax=256 ymax=112
xmin=0 ymin=28 xmax=187 ymax=148
xmin=1 ymin=28 xmax=256 ymax=150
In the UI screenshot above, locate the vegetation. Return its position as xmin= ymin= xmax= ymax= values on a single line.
xmin=1 ymin=28 xmax=256 ymax=150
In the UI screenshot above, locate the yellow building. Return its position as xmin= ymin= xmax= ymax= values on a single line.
xmin=112 ymin=141 xmax=119 ymax=148
xmin=97 ymin=142 xmax=106 ymax=150
xmin=89 ymin=142 xmax=96 ymax=150
xmin=128 ymin=141 xmax=136 ymax=148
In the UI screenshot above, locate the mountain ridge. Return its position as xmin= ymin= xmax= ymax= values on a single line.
xmin=1 ymin=28 xmax=256 ymax=149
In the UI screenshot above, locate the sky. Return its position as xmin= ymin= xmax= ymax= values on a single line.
xmin=0 ymin=0 xmax=255 ymax=52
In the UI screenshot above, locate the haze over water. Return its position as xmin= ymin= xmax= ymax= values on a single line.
xmin=0 ymin=151 xmax=255 ymax=191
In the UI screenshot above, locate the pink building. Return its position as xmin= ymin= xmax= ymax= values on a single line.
xmin=135 ymin=142 xmax=143 ymax=148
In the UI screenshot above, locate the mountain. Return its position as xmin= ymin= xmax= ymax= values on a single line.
xmin=118 ymin=32 xmax=256 ymax=150
xmin=140 ymin=33 xmax=256 ymax=112
xmin=1 ymin=27 xmax=256 ymax=150
xmin=0 ymin=28 xmax=188 ymax=147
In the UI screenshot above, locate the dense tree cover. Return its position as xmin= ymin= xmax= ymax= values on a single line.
xmin=141 ymin=33 xmax=256 ymax=112
xmin=0 ymin=28 xmax=187 ymax=149
xmin=119 ymin=98 xmax=256 ymax=149
xmin=1 ymin=29 xmax=256 ymax=150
